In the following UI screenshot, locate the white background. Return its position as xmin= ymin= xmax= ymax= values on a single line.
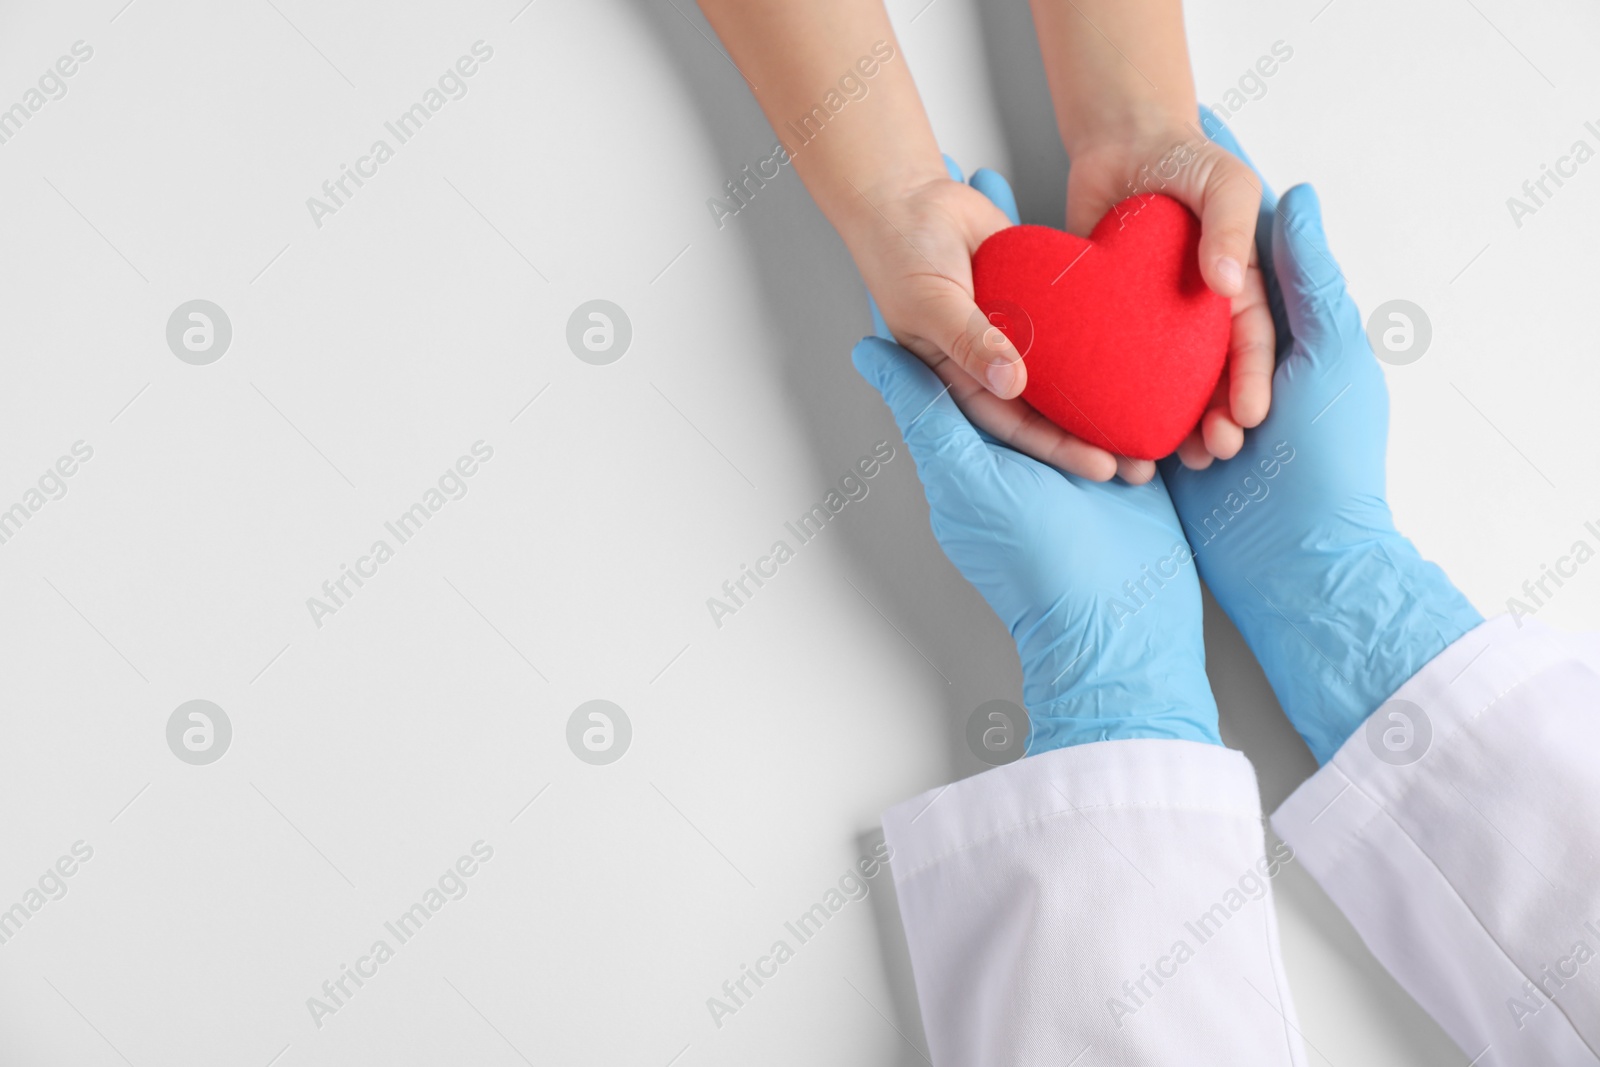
xmin=0 ymin=0 xmax=1596 ymax=1063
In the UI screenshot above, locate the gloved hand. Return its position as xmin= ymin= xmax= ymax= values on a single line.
xmin=855 ymin=163 xmax=1221 ymax=753
xmin=1159 ymin=112 xmax=1483 ymax=764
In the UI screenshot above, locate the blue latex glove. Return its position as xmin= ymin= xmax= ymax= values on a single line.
xmin=855 ymin=162 xmax=1220 ymax=753
xmin=1160 ymin=112 xmax=1483 ymax=764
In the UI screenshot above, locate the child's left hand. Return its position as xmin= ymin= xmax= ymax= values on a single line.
xmin=1065 ymin=120 xmax=1276 ymax=469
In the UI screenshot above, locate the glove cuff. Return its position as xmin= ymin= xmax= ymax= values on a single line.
xmin=1244 ymin=533 xmax=1482 ymax=763
xmin=1019 ymin=624 xmax=1224 ymax=754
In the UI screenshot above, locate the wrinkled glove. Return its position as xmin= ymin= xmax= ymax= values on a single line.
xmin=1159 ymin=113 xmax=1482 ymax=763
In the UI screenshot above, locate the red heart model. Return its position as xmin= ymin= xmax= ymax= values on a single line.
xmin=971 ymin=194 xmax=1229 ymax=460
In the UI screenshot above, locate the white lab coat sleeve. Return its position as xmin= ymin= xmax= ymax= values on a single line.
xmin=1272 ymin=615 xmax=1600 ymax=1065
xmin=882 ymin=738 xmax=1310 ymax=1066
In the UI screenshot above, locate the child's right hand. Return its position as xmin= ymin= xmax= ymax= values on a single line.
xmin=846 ymin=167 xmax=1132 ymax=484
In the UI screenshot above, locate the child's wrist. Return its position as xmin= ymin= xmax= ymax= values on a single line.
xmin=1059 ymin=97 xmax=1199 ymax=159
xmin=820 ymin=158 xmax=949 ymax=233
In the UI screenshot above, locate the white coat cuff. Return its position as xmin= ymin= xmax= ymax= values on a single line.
xmin=1272 ymin=615 xmax=1600 ymax=1065
xmin=885 ymin=739 xmax=1308 ymax=1066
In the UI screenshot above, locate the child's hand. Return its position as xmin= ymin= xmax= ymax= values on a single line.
xmin=847 ymin=170 xmax=1133 ymax=484
xmin=1064 ymin=128 xmax=1276 ymax=469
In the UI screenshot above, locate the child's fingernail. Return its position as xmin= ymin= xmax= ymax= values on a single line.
xmin=986 ymin=361 xmax=1022 ymax=396
xmin=1215 ymin=256 xmax=1244 ymax=292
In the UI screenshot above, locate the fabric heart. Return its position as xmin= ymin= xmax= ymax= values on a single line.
xmin=971 ymin=194 xmax=1229 ymax=460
